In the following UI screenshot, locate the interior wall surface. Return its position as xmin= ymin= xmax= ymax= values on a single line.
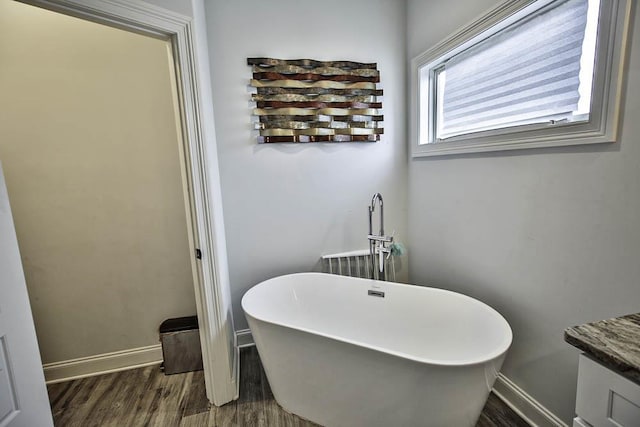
xmin=204 ymin=0 xmax=409 ymax=330
xmin=0 ymin=0 xmax=197 ymax=363
xmin=406 ymin=0 xmax=639 ymax=423
xmin=144 ymin=0 xmax=193 ymax=16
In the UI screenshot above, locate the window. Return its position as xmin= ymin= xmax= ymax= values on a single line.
xmin=411 ymin=0 xmax=632 ymax=157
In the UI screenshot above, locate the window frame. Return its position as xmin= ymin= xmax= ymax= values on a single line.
xmin=410 ymin=0 xmax=632 ymax=158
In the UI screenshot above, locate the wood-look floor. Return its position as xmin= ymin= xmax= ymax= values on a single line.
xmin=48 ymin=347 xmax=529 ymax=426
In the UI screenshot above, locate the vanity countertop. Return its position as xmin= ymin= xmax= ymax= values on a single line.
xmin=565 ymin=313 xmax=640 ymax=385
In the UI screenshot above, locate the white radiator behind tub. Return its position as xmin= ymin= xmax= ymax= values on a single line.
xmin=321 ymin=249 xmax=396 ymax=281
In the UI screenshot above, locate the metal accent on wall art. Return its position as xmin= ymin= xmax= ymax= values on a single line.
xmin=247 ymin=57 xmax=383 ymax=143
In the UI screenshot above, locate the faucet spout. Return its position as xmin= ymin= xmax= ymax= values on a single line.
xmin=370 ymin=193 xmax=384 ymax=236
xmin=368 ymin=193 xmax=391 ymax=281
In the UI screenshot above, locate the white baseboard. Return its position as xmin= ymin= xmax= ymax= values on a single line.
xmin=235 ymin=329 xmax=254 ymax=348
xmin=493 ymin=373 xmax=568 ymax=427
xmin=43 ymin=344 xmax=163 ymax=384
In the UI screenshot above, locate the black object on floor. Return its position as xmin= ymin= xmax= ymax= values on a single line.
xmin=159 ymin=315 xmax=203 ymax=375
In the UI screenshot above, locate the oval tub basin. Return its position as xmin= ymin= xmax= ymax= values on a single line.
xmin=242 ymin=272 xmax=512 ymax=427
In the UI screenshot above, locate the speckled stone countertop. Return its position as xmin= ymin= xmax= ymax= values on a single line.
xmin=565 ymin=313 xmax=640 ymax=385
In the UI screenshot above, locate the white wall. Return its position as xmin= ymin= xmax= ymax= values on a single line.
xmin=0 ymin=1 xmax=196 ymax=363
xmin=407 ymin=0 xmax=640 ymax=423
xmin=204 ymin=0 xmax=409 ymax=330
xmin=144 ymin=0 xmax=192 ymax=16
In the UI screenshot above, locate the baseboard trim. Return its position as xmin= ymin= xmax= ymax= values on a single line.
xmin=43 ymin=344 xmax=163 ymax=384
xmin=235 ymin=329 xmax=254 ymax=348
xmin=493 ymin=374 xmax=568 ymax=427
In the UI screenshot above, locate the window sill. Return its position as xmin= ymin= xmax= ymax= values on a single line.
xmin=411 ymin=122 xmax=618 ymax=158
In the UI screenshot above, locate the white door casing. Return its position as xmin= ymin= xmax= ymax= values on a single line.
xmin=0 ymin=164 xmax=53 ymax=427
xmin=17 ymin=0 xmax=238 ymax=405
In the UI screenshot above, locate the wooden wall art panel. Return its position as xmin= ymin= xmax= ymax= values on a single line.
xmin=247 ymin=57 xmax=383 ymax=143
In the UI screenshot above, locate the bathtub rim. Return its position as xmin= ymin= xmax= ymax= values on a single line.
xmin=242 ymin=272 xmax=513 ymax=368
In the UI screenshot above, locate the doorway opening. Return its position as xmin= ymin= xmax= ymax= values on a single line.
xmin=1 ymin=0 xmax=236 ymax=407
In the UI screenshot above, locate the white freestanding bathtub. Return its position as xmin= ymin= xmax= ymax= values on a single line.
xmin=241 ymin=273 xmax=512 ymax=427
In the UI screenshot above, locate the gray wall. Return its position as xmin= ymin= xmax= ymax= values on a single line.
xmin=205 ymin=0 xmax=409 ymax=330
xmin=407 ymin=0 xmax=640 ymax=423
xmin=145 ymin=0 xmax=192 ymax=16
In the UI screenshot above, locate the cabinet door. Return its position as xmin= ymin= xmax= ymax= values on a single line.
xmin=0 ymin=164 xmax=53 ymax=427
xmin=576 ymin=354 xmax=640 ymax=427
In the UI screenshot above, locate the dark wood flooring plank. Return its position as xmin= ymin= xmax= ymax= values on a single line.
xmin=477 ymin=392 xmax=530 ymax=427
xmin=237 ymin=347 xmax=268 ymax=427
xmin=113 ymin=364 xmax=166 ymax=426
xmin=95 ymin=367 xmax=150 ymax=425
xmin=48 ymin=375 xmax=93 ymax=416
xmin=85 ymin=370 xmax=137 ymax=426
xmin=47 ymin=346 xmax=530 ymax=427
xmin=47 ymin=379 xmax=79 ymax=422
xmin=180 ymin=410 xmax=211 ymax=427
xmin=62 ymin=374 xmax=114 ymax=426
xmin=138 ymin=372 xmax=168 ymax=427
xmin=46 ymin=380 xmax=74 ymax=407
xmin=180 ymin=370 xmax=210 ymax=418
xmin=54 ymin=372 xmax=122 ymax=427
xmin=143 ymin=367 xmax=192 ymax=426
xmin=174 ymin=370 xmax=211 ymax=427
xmin=114 ymin=365 xmax=159 ymax=426
xmin=214 ymin=400 xmax=238 ymax=427
xmin=48 ymin=380 xmax=80 ymax=425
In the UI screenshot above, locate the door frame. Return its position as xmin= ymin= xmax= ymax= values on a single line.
xmin=18 ymin=0 xmax=238 ymax=405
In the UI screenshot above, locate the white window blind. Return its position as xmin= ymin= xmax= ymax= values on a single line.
xmin=438 ymin=0 xmax=591 ymax=139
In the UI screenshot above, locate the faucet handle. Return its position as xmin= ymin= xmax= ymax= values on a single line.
xmin=368 ymin=234 xmax=393 ymax=243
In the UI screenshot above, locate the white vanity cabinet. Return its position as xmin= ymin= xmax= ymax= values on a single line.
xmin=574 ymin=354 xmax=640 ymax=427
